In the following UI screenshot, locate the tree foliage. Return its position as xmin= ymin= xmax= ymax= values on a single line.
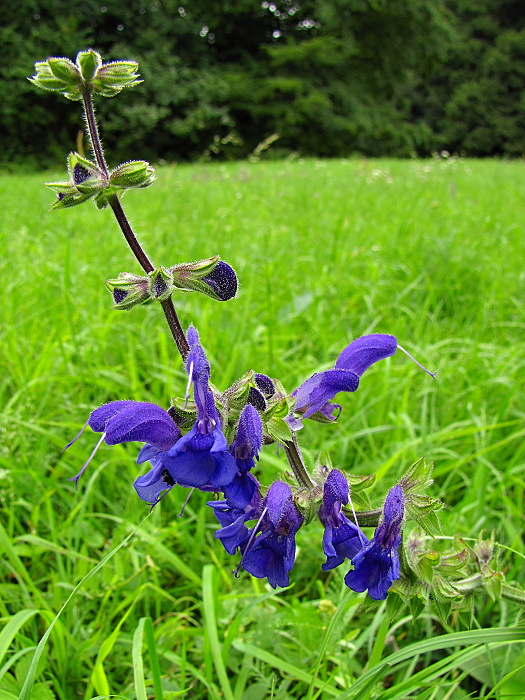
xmin=1 ymin=0 xmax=524 ymax=166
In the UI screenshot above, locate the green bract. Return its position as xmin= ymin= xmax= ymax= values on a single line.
xmin=29 ymin=50 xmax=141 ymax=100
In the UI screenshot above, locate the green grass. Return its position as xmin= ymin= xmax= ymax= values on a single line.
xmin=0 ymin=156 xmax=524 ymax=699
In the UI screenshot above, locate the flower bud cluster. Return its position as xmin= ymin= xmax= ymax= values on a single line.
xmin=106 ymin=257 xmax=238 ymax=309
xmin=29 ymin=49 xmax=141 ymax=100
xmin=46 ymin=153 xmax=155 ymax=210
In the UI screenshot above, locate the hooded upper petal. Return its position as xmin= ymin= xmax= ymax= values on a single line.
xmin=293 ymin=334 xmax=398 ymax=419
xmin=98 ymin=402 xmax=181 ymax=451
xmin=335 ymin=334 xmax=397 ymax=375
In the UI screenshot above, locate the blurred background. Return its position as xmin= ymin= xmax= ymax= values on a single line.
xmin=2 ymin=0 xmax=525 ymax=169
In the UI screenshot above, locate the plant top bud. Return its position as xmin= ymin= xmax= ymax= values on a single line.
xmin=30 ymin=50 xmax=141 ymax=100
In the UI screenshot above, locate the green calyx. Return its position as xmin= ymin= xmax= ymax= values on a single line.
xmin=106 ymin=273 xmax=151 ymax=310
xmin=170 ymin=256 xmax=233 ymax=301
xmin=30 ymin=50 xmax=141 ymax=100
xmin=110 ymin=161 xmax=156 ymax=189
xmin=46 ymin=152 xmax=107 ymax=210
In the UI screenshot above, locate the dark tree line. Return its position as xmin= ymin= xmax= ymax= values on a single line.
xmin=1 ymin=0 xmax=524 ymax=168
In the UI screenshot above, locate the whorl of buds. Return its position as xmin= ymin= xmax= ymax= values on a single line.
xmin=106 ymin=257 xmax=238 ymax=310
xmin=29 ymin=50 xmax=141 ymax=100
xmin=46 ymin=154 xmax=156 ymax=210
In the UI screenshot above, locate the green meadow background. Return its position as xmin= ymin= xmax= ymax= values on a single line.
xmin=1 ymin=157 xmax=524 ymax=698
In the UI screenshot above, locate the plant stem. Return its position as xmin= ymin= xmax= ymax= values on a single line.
xmin=82 ymin=88 xmax=109 ymax=177
xmin=343 ymin=507 xmax=381 ymax=527
xmin=283 ymin=435 xmax=315 ymax=490
xmin=81 ymin=88 xmax=190 ymax=360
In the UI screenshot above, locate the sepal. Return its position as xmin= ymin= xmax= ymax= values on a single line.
xmin=106 ymin=273 xmax=151 ymax=310
xmin=148 ymin=268 xmax=174 ymax=301
xmin=46 ymin=152 xmax=108 ymax=209
xmin=170 ymin=257 xmax=238 ymax=301
xmin=110 ymin=161 xmax=156 ymax=189
xmin=29 ymin=58 xmax=83 ymax=100
xmin=92 ymin=60 xmax=142 ymax=95
xmin=67 ymin=152 xmax=107 ymax=193
xmin=399 ymin=458 xmax=444 ymax=535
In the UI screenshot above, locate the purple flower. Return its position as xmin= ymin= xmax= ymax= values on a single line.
xmin=294 ymin=334 xmax=398 ymax=419
xmin=319 ymin=469 xmax=367 ymax=571
xmin=208 ymin=489 xmax=263 ymax=555
xmin=344 ymin=484 xmax=405 ymax=600
xmin=241 ymin=481 xmax=304 ymax=589
xmin=64 ymin=400 xmax=181 ymax=488
xmin=223 ymin=404 xmax=263 ymax=509
xmin=152 ymin=326 xmax=237 ymax=491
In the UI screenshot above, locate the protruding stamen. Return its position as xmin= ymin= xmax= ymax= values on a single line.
xmin=184 ymin=360 xmax=194 ymax=408
xmin=348 ymin=489 xmax=367 ymax=547
xmin=233 ymin=506 xmax=268 ymax=578
xmin=178 ymin=487 xmax=195 ymax=517
xmin=397 ymin=344 xmax=436 ymax=379
xmin=67 ymin=432 xmax=106 ymax=487
xmin=62 ymin=421 xmax=89 ymax=451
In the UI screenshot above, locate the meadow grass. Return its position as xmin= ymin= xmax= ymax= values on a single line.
xmin=0 ymin=156 xmax=524 ymax=699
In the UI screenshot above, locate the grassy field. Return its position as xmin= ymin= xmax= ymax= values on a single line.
xmin=1 ymin=156 xmax=524 ymax=699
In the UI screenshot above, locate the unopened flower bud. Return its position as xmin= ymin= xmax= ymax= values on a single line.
xmin=76 ymin=49 xmax=102 ymax=82
xmin=170 ymin=256 xmax=238 ymax=301
xmin=30 ymin=50 xmax=141 ymax=100
xmin=110 ymin=161 xmax=156 ymax=189
xmin=106 ymin=273 xmax=151 ymax=310
xmin=148 ymin=268 xmax=174 ymax=301
xmin=29 ymin=58 xmax=82 ymax=100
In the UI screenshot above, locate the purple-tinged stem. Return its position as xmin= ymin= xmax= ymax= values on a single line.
xmin=283 ymin=434 xmax=315 ymax=490
xmin=81 ymin=88 xmax=190 ymax=360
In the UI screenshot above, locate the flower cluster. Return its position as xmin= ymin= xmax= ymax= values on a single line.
xmin=65 ymin=327 xmax=422 ymax=598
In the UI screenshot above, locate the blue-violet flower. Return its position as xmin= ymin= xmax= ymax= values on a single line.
xmin=241 ymin=480 xmax=304 ymax=588
xmin=65 ymin=400 xmax=181 ymax=493
xmin=223 ymin=403 xmax=263 ymax=509
xmin=319 ymin=469 xmax=367 ymax=570
xmin=344 ymin=483 xmax=405 ymax=600
xmin=151 ymin=326 xmax=237 ymax=491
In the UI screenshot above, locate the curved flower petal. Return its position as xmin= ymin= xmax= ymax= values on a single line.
xmin=319 ymin=469 xmax=367 ymax=570
xmin=88 ymin=400 xmax=137 ymax=432
xmin=162 ymin=447 xmax=237 ymax=489
xmin=133 ymin=459 xmax=175 ymax=505
xmin=102 ymin=402 xmax=181 ymax=451
xmin=201 ymin=261 xmax=238 ymax=301
xmin=231 ymin=404 xmax=263 ymax=460
xmin=240 ymin=481 xmax=303 ymax=588
xmin=335 ymin=334 xmax=397 ymax=375
xmin=294 ymin=368 xmax=359 ymax=418
xmin=223 ymin=470 xmax=259 ymax=509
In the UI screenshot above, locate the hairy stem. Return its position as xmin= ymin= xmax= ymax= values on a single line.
xmin=82 ymin=88 xmax=109 ymax=177
xmin=283 ymin=435 xmax=315 ymax=490
xmin=81 ymin=88 xmax=190 ymax=360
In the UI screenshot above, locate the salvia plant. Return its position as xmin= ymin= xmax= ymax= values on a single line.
xmin=30 ymin=49 xmax=525 ymax=623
